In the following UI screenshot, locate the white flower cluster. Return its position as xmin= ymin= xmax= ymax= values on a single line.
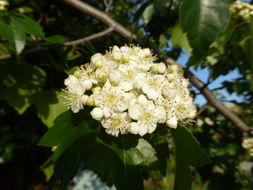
xmin=230 ymin=1 xmax=253 ymax=22
xmin=0 ymin=0 xmax=8 ymax=11
xmin=63 ymin=45 xmax=196 ymax=137
xmin=242 ymin=138 xmax=253 ymax=157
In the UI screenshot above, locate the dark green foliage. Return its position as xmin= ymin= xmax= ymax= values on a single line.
xmin=179 ymin=0 xmax=231 ymax=57
xmin=0 ymin=12 xmax=44 ymax=54
xmin=171 ymin=126 xmax=212 ymax=190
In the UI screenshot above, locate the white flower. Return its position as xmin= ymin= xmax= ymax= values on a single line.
xmin=166 ymin=115 xmax=178 ymax=129
xmin=101 ymin=112 xmax=131 ymax=137
xmin=242 ymin=138 xmax=253 ymax=149
xmin=128 ymin=100 xmax=163 ymax=136
xmin=64 ymin=75 xmax=84 ymax=95
xmin=64 ymin=92 xmax=84 ymax=113
xmin=93 ymin=82 xmax=131 ymax=113
xmin=117 ymin=66 xmax=137 ymax=91
xmin=141 ymin=75 xmax=166 ymax=100
xmin=156 ymin=63 xmax=166 ymax=74
xmin=91 ymin=53 xmax=103 ymax=68
xmin=93 ymin=83 xmax=121 ymax=109
xmin=90 ymin=107 xmax=104 ymax=120
xmin=162 ymin=83 xmax=177 ymax=99
xmin=109 ymin=70 xmax=121 ymax=85
xmin=150 ymin=63 xmax=166 ymax=74
xmin=63 ymin=45 xmax=196 ymax=136
xmin=138 ymin=48 xmax=151 ymax=58
xmin=130 ymin=122 xmax=147 ymax=136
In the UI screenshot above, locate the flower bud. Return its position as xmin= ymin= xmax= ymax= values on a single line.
xmin=90 ymin=107 xmax=104 ymax=120
xmin=86 ymin=96 xmax=95 ymax=106
xmin=94 ymin=60 xmax=103 ymax=68
xmin=150 ymin=65 xmax=158 ymax=72
xmin=81 ymin=80 xmax=93 ymax=90
xmin=97 ymin=72 xmax=108 ymax=82
xmin=139 ymin=48 xmax=151 ymax=57
xmin=74 ymin=70 xmax=82 ymax=79
xmin=157 ymin=63 xmax=166 ymax=74
xmin=92 ymin=87 xmax=102 ymax=94
xmin=113 ymin=52 xmax=122 ymax=60
xmin=109 ymin=70 xmax=121 ymax=85
xmin=170 ymin=65 xmax=178 ymax=72
xmin=166 ymin=74 xmax=174 ymax=82
xmin=52 ymin=146 xmax=58 ymax=152
xmin=91 ymin=53 xmax=103 ymax=63
xmin=81 ymin=95 xmax=89 ymax=104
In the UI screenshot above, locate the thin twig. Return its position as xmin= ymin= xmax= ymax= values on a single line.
xmin=103 ymin=0 xmax=112 ymax=13
xmin=60 ymin=0 xmax=251 ymax=132
xmin=0 ymin=28 xmax=113 ymax=60
xmin=194 ymin=104 xmax=209 ymax=118
xmin=63 ymin=27 xmax=113 ymax=46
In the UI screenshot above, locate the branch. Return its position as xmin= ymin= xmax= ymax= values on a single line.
xmin=103 ymin=0 xmax=112 ymax=13
xmin=61 ymin=0 xmax=251 ymax=132
xmin=194 ymin=104 xmax=209 ymax=118
xmin=61 ymin=0 xmax=138 ymax=41
xmin=0 ymin=27 xmax=113 ymax=60
xmin=63 ymin=27 xmax=113 ymax=46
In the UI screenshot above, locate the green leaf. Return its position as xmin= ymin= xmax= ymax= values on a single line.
xmin=52 ymin=119 xmax=99 ymax=162
xmin=79 ymin=133 xmax=160 ymax=189
xmin=146 ymin=125 xmax=170 ymax=176
xmin=83 ymin=140 xmax=144 ymax=190
xmin=38 ymin=111 xmax=99 ymax=187
xmin=143 ymin=4 xmax=155 ymax=25
xmin=0 ymin=61 xmax=46 ymax=114
xmin=38 ymin=111 xmax=72 ymax=147
xmin=0 ymin=43 xmax=10 ymax=55
xmin=171 ymin=126 xmax=212 ymax=190
xmin=179 ymin=0 xmax=230 ymax=57
xmin=0 ymin=16 xmax=26 ymax=54
xmin=33 ymin=90 xmax=68 ymax=128
xmin=40 ymin=157 xmax=54 ymax=182
xmin=53 ymin=119 xmax=99 ymax=186
xmin=13 ymin=14 xmax=45 ymax=38
xmin=66 ymin=50 xmax=81 ymax=61
xmin=159 ymin=34 xmax=168 ymax=49
xmin=239 ymin=23 xmax=253 ymax=73
xmin=170 ymin=24 xmax=192 ymax=54
xmin=0 ymin=13 xmax=44 ymax=54
xmin=125 ymin=138 xmax=158 ymax=167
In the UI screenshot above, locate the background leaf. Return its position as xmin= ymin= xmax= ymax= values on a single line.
xmin=0 ymin=61 xmax=46 ymax=114
xmin=179 ymin=0 xmax=230 ymax=57
xmin=33 ymin=90 xmax=68 ymax=128
xmin=170 ymin=24 xmax=192 ymax=54
xmin=171 ymin=126 xmax=212 ymax=190
xmin=0 ymin=13 xmax=44 ymax=54
xmin=39 ymin=110 xmax=99 ymax=187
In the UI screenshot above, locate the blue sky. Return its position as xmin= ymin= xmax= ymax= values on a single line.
xmin=177 ymin=53 xmax=244 ymax=106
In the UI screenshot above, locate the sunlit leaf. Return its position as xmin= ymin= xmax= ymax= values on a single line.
xmin=179 ymin=0 xmax=230 ymax=57
xmin=170 ymin=24 xmax=192 ymax=54
xmin=0 ymin=61 xmax=46 ymax=114
xmin=33 ymin=90 xmax=67 ymax=128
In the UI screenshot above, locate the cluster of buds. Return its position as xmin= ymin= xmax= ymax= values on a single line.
xmin=63 ymin=45 xmax=196 ymax=137
xmin=0 ymin=0 xmax=8 ymax=11
xmin=242 ymin=138 xmax=253 ymax=156
xmin=230 ymin=1 xmax=253 ymax=22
